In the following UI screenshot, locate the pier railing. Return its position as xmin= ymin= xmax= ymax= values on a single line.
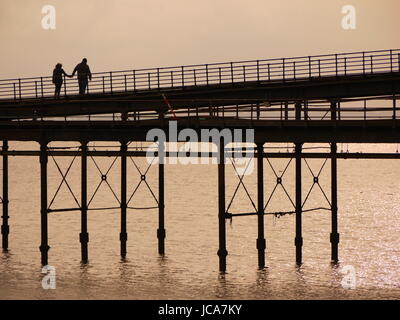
xmin=0 ymin=49 xmax=399 ymax=101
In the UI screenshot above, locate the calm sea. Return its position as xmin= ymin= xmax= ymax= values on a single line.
xmin=1 ymin=141 xmax=400 ymax=299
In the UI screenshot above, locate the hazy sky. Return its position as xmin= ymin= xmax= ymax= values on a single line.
xmin=0 ymin=0 xmax=399 ymax=78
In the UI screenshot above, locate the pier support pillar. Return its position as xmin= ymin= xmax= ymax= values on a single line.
xmin=330 ymin=143 xmax=340 ymax=262
xmin=1 ymin=141 xmax=9 ymax=251
xmin=256 ymin=143 xmax=266 ymax=269
xmin=157 ymin=140 xmax=166 ymax=255
xmin=217 ymin=138 xmax=228 ymax=272
xmin=40 ymin=143 xmax=50 ymax=265
xmin=120 ymin=141 xmax=128 ymax=258
xmin=80 ymin=142 xmax=89 ymax=263
xmin=295 ymin=142 xmax=303 ymax=265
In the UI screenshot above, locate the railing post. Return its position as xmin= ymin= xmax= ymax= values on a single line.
xmin=148 ymin=72 xmax=151 ymax=90
xmin=362 ymin=52 xmax=366 ymax=75
xmin=63 ymin=74 xmax=67 ymax=97
xmin=393 ymin=96 xmax=396 ymax=120
xmin=157 ymin=68 xmax=160 ymax=89
xmin=390 ymin=49 xmax=393 ymax=72
xmin=308 ymin=56 xmax=311 ymax=79
xmin=335 ymin=54 xmax=338 ymax=77
xmin=268 ymin=64 xmax=271 ymax=81
xmin=193 ymin=69 xmax=197 ymax=86
xmin=18 ymin=78 xmax=21 ymax=100
xmin=181 ymin=66 xmax=184 ymax=88
xmin=282 ymin=58 xmax=285 ymax=81
xmin=102 ymin=76 xmax=105 ymax=93
xmin=35 ymin=81 xmax=38 ymax=99
xmin=256 ymin=60 xmax=260 ymax=83
xmin=124 ymin=75 xmax=127 ymax=92
xmin=398 ymin=54 xmax=400 ymax=73
xmin=318 ymin=60 xmax=321 ymax=77
xmin=344 ymin=58 xmax=347 ymax=76
xmin=40 ymin=77 xmax=44 ymax=98
xmin=331 ymin=101 xmax=337 ymax=121
xmin=295 ymin=101 xmax=302 ymax=120
xmin=170 ymin=71 xmax=174 ymax=88
xmin=218 ymin=67 xmax=222 ymax=84
xmin=230 ymin=62 xmax=234 ymax=85
xmin=206 ymin=64 xmax=209 ymax=86
xmin=13 ymin=83 xmax=16 ymax=100
xmin=243 ymin=66 xmax=246 ymax=82
xmin=110 ymin=71 xmax=113 ymax=94
xmin=133 ymin=70 xmax=136 ymax=91
xmin=293 ymin=62 xmax=296 ymax=80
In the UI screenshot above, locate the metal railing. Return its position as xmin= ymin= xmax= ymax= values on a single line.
xmin=0 ymin=49 xmax=399 ymax=101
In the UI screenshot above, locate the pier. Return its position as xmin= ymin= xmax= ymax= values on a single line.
xmin=0 ymin=49 xmax=400 ymax=271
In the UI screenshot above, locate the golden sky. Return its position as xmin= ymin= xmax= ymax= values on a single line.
xmin=0 ymin=0 xmax=399 ymax=78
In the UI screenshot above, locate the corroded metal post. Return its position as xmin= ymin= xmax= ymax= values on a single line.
xmin=1 ymin=141 xmax=9 ymax=250
xmin=257 ymin=143 xmax=266 ymax=268
xmin=295 ymin=142 xmax=303 ymax=265
xmin=157 ymin=140 xmax=166 ymax=255
xmin=40 ymin=142 xmax=50 ymax=265
xmin=295 ymin=101 xmax=303 ymax=265
xmin=330 ymin=143 xmax=339 ymax=262
xmin=120 ymin=141 xmax=128 ymax=258
xmin=218 ymin=137 xmax=227 ymax=272
xmin=80 ymin=142 xmax=89 ymax=263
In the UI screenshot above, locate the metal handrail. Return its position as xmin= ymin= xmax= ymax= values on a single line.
xmin=0 ymin=49 xmax=399 ymax=101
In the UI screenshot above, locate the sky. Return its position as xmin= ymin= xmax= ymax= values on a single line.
xmin=0 ymin=0 xmax=399 ymax=78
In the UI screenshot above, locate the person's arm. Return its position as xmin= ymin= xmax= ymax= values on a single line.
xmin=62 ymin=69 xmax=71 ymax=78
xmin=87 ymin=66 xmax=92 ymax=81
xmin=71 ymin=65 xmax=78 ymax=77
xmin=52 ymin=70 xmax=56 ymax=83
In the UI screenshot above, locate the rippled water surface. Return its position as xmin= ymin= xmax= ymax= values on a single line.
xmin=1 ymin=142 xmax=400 ymax=299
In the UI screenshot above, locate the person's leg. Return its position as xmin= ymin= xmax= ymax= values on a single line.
xmin=82 ymin=80 xmax=88 ymax=94
xmin=55 ymin=82 xmax=62 ymax=98
xmin=78 ymin=80 xmax=84 ymax=95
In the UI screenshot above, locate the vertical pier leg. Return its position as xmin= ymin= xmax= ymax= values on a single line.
xmin=80 ymin=142 xmax=89 ymax=263
xmin=217 ymin=138 xmax=227 ymax=272
xmin=40 ymin=143 xmax=50 ymax=265
xmin=330 ymin=143 xmax=339 ymax=262
xmin=1 ymin=141 xmax=9 ymax=251
xmin=120 ymin=141 xmax=128 ymax=258
xmin=157 ymin=141 xmax=166 ymax=255
xmin=256 ymin=143 xmax=266 ymax=268
xmin=295 ymin=142 xmax=303 ymax=265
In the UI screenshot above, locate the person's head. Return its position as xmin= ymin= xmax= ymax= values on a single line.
xmin=55 ymin=63 xmax=62 ymax=69
xmin=82 ymin=58 xmax=87 ymax=65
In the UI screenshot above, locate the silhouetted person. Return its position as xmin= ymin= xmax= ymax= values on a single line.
xmin=52 ymin=63 xmax=70 ymax=98
xmin=71 ymin=58 xmax=92 ymax=95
